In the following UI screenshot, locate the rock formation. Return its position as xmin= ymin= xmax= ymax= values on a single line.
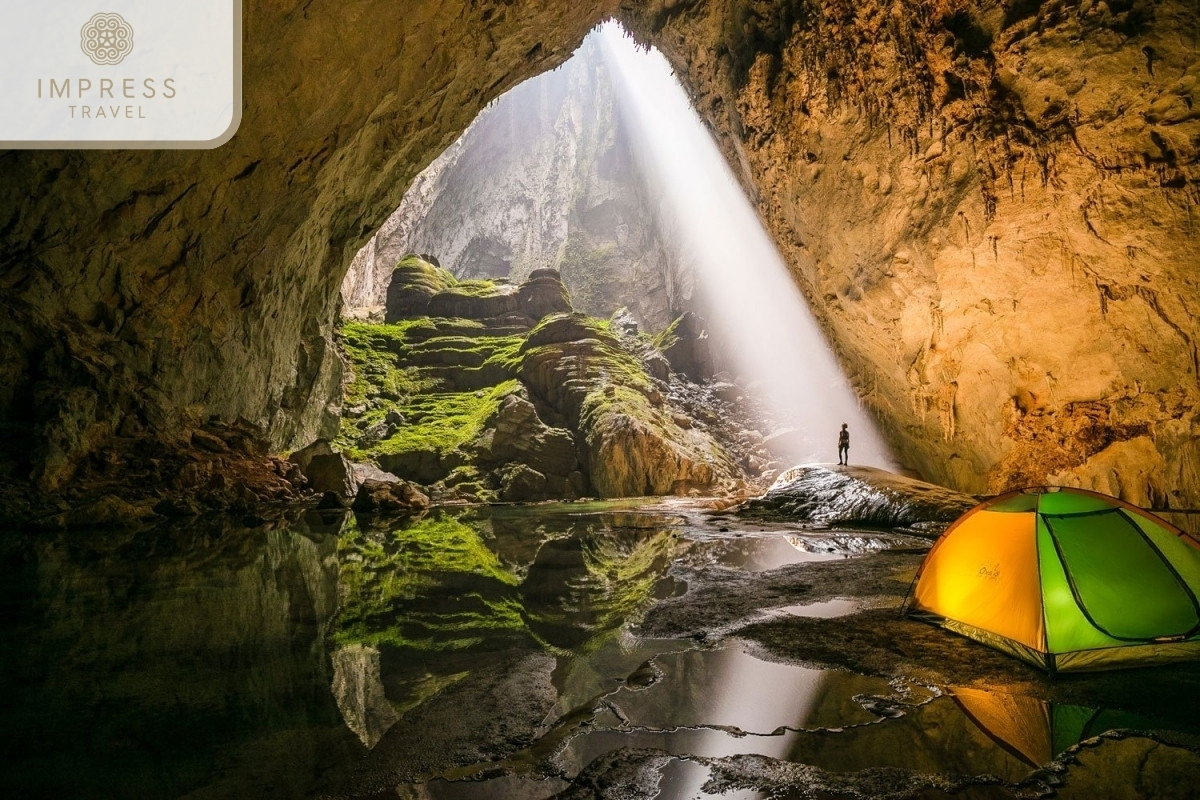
xmin=1 ymin=0 xmax=1197 ymax=513
xmin=341 ymin=34 xmax=686 ymax=331
xmin=738 ymin=464 xmax=978 ymax=530
xmin=338 ymin=257 xmax=739 ymax=500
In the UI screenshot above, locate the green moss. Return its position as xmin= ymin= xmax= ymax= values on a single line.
xmin=523 ymin=315 xmax=653 ymax=394
xmin=482 ymin=336 xmax=527 ymax=372
xmin=410 ymin=333 xmax=526 ymax=368
xmin=650 ymin=314 xmax=684 ymax=352
xmin=451 ymin=278 xmax=505 ymax=298
xmin=438 ymin=465 xmax=497 ymax=501
xmin=365 ymin=380 xmax=520 ymax=462
xmin=391 ymin=254 xmax=458 ymax=294
xmin=338 ymin=320 xmax=434 ymax=406
xmin=334 ymin=513 xmax=523 ymax=650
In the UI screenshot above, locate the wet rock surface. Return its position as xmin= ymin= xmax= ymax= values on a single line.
xmin=0 ymin=420 xmax=311 ymax=528
xmin=737 ymin=464 xmax=979 ymax=531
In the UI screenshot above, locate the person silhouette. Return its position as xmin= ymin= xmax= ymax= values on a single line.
xmin=837 ymin=423 xmax=849 ymax=466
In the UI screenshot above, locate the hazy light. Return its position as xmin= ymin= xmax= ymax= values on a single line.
xmin=596 ymin=21 xmax=895 ymax=469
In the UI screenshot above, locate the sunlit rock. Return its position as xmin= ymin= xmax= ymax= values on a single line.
xmin=624 ymin=0 xmax=1200 ymax=499
xmin=4 ymin=0 xmax=1197 ymax=511
xmin=738 ymin=465 xmax=977 ymax=530
xmin=519 ymin=313 xmax=737 ymax=496
xmin=344 ymin=35 xmax=685 ymax=332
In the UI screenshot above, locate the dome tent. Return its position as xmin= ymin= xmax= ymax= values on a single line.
xmin=905 ymin=487 xmax=1200 ymax=673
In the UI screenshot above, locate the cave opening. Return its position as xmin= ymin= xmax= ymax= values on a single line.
xmin=3 ymin=3 xmax=1200 ymax=798
xmin=334 ymin=20 xmax=894 ymax=505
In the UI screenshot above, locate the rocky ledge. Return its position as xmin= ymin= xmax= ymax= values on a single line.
xmin=737 ymin=464 xmax=978 ymax=532
xmin=0 ymin=420 xmax=310 ymax=529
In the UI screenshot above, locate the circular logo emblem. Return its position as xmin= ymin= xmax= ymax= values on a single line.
xmin=80 ymin=12 xmax=134 ymax=66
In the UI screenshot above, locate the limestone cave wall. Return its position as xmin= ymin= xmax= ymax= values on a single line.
xmin=1 ymin=0 xmax=1198 ymax=506
xmin=624 ymin=0 xmax=1200 ymax=506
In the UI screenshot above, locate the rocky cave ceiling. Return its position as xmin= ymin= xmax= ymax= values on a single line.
xmin=0 ymin=0 xmax=1197 ymax=505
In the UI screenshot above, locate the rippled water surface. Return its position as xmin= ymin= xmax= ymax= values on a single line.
xmin=1 ymin=501 xmax=1197 ymax=799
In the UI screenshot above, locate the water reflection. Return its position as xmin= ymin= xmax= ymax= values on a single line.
xmin=554 ymin=639 xmax=1200 ymax=798
xmin=4 ymin=502 xmax=1197 ymax=800
xmin=329 ymin=506 xmax=683 ymax=744
xmin=0 ymin=509 xmax=359 ymax=800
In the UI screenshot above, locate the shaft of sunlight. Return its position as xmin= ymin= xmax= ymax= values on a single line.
xmin=596 ymin=21 xmax=895 ymax=469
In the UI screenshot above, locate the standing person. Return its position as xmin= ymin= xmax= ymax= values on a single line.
xmin=837 ymin=423 xmax=849 ymax=466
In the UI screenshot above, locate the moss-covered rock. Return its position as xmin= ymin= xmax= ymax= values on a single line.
xmin=383 ymin=256 xmax=459 ymax=322
xmin=519 ymin=313 xmax=737 ymax=497
xmin=339 ymin=271 xmax=737 ymax=500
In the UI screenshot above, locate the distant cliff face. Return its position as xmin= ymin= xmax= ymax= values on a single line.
xmin=342 ymin=35 xmax=686 ymax=332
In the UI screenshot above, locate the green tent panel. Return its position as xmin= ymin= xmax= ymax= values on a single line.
xmin=908 ymin=487 xmax=1200 ymax=672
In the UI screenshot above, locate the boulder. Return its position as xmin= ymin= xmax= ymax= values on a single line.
xmin=517 ymin=268 xmax=572 ymax=321
xmin=384 ymin=256 xmax=457 ymax=321
xmin=359 ymin=419 xmax=396 ymax=445
xmin=642 ymin=352 xmax=671 ymax=384
xmin=498 ymin=464 xmax=548 ymax=502
xmin=480 ymin=393 xmax=579 ymax=478
xmin=585 ymin=410 xmax=723 ymax=497
xmin=305 ymin=452 xmax=359 ymax=499
xmin=610 ymin=307 xmax=639 ymax=335
xmin=660 ymin=312 xmax=714 ymax=382
xmin=351 ymin=462 xmax=402 ymax=485
xmin=352 ymin=479 xmax=431 ymax=514
xmin=289 ymin=439 xmax=334 ymax=474
xmin=377 ymin=448 xmax=460 ymax=485
xmin=737 ymin=464 xmax=977 ymax=532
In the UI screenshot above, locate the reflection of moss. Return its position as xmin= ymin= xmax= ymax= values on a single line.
xmin=581 ymin=528 xmax=676 ymax=632
xmin=520 ymin=523 xmax=677 ymax=653
xmin=335 ymin=513 xmax=522 ymax=649
xmin=390 ymin=671 xmax=469 ymax=720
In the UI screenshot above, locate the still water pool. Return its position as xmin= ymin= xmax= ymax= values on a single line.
xmin=1 ymin=501 xmax=1197 ymax=798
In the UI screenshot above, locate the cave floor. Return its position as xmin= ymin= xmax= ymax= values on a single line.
xmin=2 ymin=500 xmax=1198 ymax=799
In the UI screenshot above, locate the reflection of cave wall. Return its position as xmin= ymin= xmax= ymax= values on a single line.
xmin=1 ymin=0 xmax=1198 ymax=505
xmin=0 ymin=513 xmax=356 ymax=797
